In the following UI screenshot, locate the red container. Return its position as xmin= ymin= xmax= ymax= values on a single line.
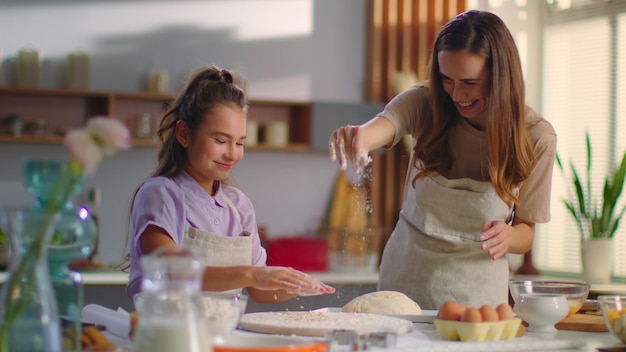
xmin=266 ymin=237 xmax=328 ymax=272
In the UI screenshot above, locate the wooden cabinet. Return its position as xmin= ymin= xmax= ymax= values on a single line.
xmin=0 ymin=87 xmax=314 ymax=151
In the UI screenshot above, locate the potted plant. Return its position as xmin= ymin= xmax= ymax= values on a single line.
xmin=556 ymin=131 xmax=626 ymax=283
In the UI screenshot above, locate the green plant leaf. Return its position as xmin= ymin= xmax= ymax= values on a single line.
xmin=569 ymin=161 xmax=588 ymax=219
xmin=563 ymin=200 xmax=584 ymax=237
xmin=585 ymin=132 xmax=592 ymax=218
xmin=0 ymin=228 xmax=7 ymax=245
xmin=557 ymin=131 xmax=626 ymax=240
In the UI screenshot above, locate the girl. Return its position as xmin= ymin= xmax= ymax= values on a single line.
xmin=128 ymin=66 xmax=335 ymax=302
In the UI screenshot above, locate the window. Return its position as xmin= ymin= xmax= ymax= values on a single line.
xmin=535 ymin=1 xmax=626 ymax=280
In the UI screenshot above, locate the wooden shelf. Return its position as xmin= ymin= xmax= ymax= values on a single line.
xmin=0 ymin=87 xmax=313 ymax=151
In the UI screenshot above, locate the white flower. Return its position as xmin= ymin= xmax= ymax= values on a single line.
xmin=86 ymin=117 xmax=132 ymax=157
xmin=64 ymin=117 xmax=132 ymax=175
xmin=64 ymin=130 xmax=103 ymax=175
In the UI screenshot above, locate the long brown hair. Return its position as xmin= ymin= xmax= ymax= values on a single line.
xmin=413 ymin=10 xmax=535 ymax=205
xmin=154 ymin=65 xmax=248 ymax=179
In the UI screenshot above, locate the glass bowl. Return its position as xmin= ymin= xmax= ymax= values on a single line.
xmin=509 ymin=280 xmax=590 ymax=317
xmin=198 ymin=292 xmax=249 ymax=337
xmin=598 ymin=295 xmax=626 ymax=344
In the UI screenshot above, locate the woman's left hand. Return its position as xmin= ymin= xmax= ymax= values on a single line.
xmin=479 ymin=221 xmax=511 ymax=260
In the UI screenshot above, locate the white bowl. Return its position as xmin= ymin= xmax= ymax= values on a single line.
xmin=133 ymin=291 xmax=249 ymax=338
xmin=198 ymin=292 xmax=249 ymax=337
xmin=514 ymin=293 xmax=569 ymax=333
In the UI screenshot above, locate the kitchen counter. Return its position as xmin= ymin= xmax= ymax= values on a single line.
xmin=391 ymin=323 xmax=622 ymax=352
xmin=104 ymin=321 xmax=624 ymax=352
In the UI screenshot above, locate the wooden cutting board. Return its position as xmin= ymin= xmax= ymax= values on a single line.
xmin=238 ymin=311 xmax=414 ymax=337
xmin=555 ymin=313 xmax=608 ymax=332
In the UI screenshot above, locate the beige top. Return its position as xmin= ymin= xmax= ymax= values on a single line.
xmin=378 ymin=85 xmax=557 ymax=223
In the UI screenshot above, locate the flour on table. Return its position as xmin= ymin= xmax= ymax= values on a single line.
xmin=238 ymin=311 xmax=413 ymax=337
xmin=342 ymin=291 xmax=422 ymax=315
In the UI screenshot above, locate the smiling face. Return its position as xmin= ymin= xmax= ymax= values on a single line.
xmin=438 ymin=50 xmax=490 ymax=130
xmin=176 ymin=104 xmax=246 ymax=194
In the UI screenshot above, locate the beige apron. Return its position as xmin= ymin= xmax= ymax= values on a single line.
xmin=378 ymin=174 xmax=514 ymax=310
xmin=182 ymin=195 xmax=253 ymax=295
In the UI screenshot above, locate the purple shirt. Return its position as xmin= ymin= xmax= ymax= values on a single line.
xmin=126 ymin=171 xmax=267 ymax=298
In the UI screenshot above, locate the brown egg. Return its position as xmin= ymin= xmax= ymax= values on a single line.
xmin=496 ymin=303 xmax=515 ymax=321
xmin=479 ymin=304 xmax=499 ymax=322
xmin=437 ymin=301 xmax=465 ymax=321
xmin=461 ymin=307 xmax=483 ymax=323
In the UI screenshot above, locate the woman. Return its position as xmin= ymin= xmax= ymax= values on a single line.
xmin=329 ymin=10 xmax=556 ymax=310
xmin=127 ymin=65 xmax=335 ymax=302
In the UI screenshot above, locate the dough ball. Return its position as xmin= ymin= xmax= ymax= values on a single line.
xmin=341 ymin=291 xmax=422 ymax=315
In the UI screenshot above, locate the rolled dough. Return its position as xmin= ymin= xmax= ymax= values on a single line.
xmin=238 ymin=311 xmax=413 ymax=337
xmin=342 ymin=290 xmax=422 ymax=315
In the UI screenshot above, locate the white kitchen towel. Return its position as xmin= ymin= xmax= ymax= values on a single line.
xmin=82 ymin=304 xmax=130 ymax=339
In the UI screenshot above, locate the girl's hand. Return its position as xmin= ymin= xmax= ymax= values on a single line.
xmin=479 ymin=220 xmax=511 ymax=260
xmin=329 ymin=125 xmax=371 ymax=172
xmin=252 ymin=266 xmax=336 ymax=294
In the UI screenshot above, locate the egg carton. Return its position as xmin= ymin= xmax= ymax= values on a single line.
xmin=434 ymin=319 xmax=522 ymax=342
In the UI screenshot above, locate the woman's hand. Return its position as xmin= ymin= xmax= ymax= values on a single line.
xmin=329 ymin=125 xmax=371 ymax=172
xmin=479 ymin=220 xmax=512 ymax=260
xmin=480 ymin=219 xmax=535 ymax=260
xmin=251 ymin=266 xmax=336 ymax=294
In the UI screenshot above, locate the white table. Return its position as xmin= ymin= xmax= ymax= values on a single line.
xmin=105 ymin=321 xmax=624 ymax=352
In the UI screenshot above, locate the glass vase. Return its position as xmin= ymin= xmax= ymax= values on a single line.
xmin=0 ymin=208 xmax=63 ymax=352
xmin=23 ymin=159 xmax=98 ymax=351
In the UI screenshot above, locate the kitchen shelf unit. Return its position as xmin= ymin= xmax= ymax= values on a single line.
xmin=0 ymin=87 xmax=313 ymax=151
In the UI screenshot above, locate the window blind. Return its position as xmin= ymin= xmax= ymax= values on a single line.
xmin=536 ymin=4 xmax=626 ymax=279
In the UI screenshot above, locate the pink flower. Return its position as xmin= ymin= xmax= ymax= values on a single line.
xmin=64 ymin=117 xmax=132 ymax=175
xmin=64 ymin=130 xmax=103 ymax=175
xmin=86 ymin=117 xmax=132 ymax=157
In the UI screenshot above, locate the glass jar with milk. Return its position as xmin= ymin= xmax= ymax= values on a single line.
xmin=133 ymin=249 xmax=209 ymax=352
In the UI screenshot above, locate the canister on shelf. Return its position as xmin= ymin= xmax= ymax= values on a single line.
xmin=6 ymin=114 xmax=24 ymax=137
xmin=66 ymin=51 xmax=91 ymax=90
xmin=135 ymin=112 xmax=153 ymax=139
xmin=265 ymin=120 xmax=289 ymax=147
xmin=16 ymin=48 xmax=41 ymax=88
xmin=147 ymin=70 xmax=169 ymax=94
xmin=245 ymin=119 xmax=258 ymax=147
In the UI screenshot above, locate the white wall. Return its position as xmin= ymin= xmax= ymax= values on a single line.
xmin=0 ymin=0 xmax=367 ymax=102
xmin=0 ymin=0 xmax=367 ymax=263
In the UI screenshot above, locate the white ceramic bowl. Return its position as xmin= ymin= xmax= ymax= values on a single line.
xmin=198 ymin=292 xmax=249 ymax=337
xmin=133 ymin=291 xmax=249 ymax=338
xmin=513 ymin=293 xmax=569 ymax=333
